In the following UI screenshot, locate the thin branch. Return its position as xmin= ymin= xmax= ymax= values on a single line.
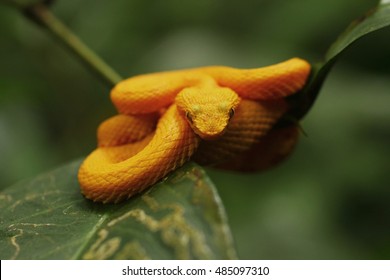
xmin=25 ymin=4 xmax=122 ymax=87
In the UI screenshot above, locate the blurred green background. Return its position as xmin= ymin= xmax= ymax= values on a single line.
xmin=1 ymin=0 xmax=389 ymax=259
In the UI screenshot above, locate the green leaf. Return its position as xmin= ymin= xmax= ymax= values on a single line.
xmin=0 ymin=160 xmax=236 ymax=260
xmin=291 ymin=0 xmax=390 ymax=120
xmin=325 ymin=2 xmax=390 ymax=61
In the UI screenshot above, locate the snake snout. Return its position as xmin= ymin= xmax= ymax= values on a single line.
xmin=201 ymin=132 xmax=224 ymax=141
xmin=196 ymin=125 xmax=227 ymax=141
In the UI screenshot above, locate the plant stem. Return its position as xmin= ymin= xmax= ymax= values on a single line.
xmin=26 ymin=4 xmax=122 ymax=87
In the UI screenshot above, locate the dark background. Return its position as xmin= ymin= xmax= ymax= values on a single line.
xmin=1 ymin=0 xmax=389 ymax=259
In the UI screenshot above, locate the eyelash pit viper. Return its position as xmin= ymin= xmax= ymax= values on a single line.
xmin=78 ymin=58 xmax=311 ymax=203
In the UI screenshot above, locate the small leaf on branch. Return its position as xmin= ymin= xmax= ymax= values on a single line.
xmin=291 ymin=0 xmax=390 ymax=120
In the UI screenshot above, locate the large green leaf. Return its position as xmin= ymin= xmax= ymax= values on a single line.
xmin=291 ymin=0 xmax=390 ymax=120
xmin=0 ymin=160 xmax=236 ymax=259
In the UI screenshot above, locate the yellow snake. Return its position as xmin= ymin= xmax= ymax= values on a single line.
xmin=78 ymin=58 xmax=311 ymax=203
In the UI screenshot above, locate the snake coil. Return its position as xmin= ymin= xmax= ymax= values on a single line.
xmin=78 ymin=58 xmax=311 ymax=203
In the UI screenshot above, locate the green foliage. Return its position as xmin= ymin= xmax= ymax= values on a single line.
xmin=0 ymin=161 xmax=236 ymax=259
xmin=291 ymin=0 xmax=390 ymax=120
xmin=326 ymin=1 xmax=390 ymax=61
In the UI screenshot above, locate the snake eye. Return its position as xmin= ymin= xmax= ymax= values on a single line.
xmin=186 ymin=112 xmax=193 ymax=124
xmin=228 ymin=108 xmax=235 ymax=119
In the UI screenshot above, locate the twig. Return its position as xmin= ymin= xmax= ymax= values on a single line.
xmin=25 ymin=4 xmax=122 ymax=87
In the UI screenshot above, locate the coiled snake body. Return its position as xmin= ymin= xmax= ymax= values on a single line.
xmin=78 ymin=58 xmax=311 ymax=203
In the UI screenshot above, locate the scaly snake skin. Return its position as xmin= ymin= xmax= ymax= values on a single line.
xmin=78 ymin=58 xmax=311 ymax=203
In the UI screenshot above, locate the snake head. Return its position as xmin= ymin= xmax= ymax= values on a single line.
xmin=176 ymin=86 xmax=240 ymax=140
